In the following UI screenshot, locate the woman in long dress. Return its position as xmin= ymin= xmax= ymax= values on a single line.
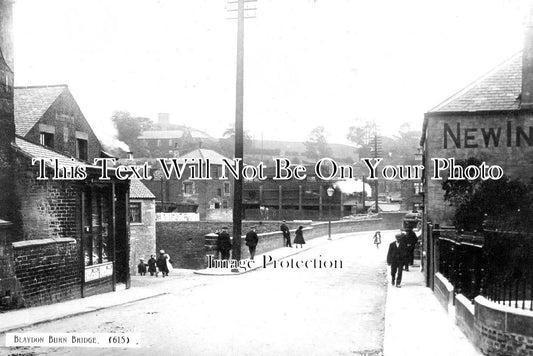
xmin=293 ymin=226 xmax=306 ymax=248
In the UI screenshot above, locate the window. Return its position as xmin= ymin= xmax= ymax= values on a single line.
xmin=157 ymin=139 xmax=161 ymax=147
xmin=214 ymin=202 xmax=220 ymax=209
xmin=129 ymin=202 xmax=142 ymax=223
xmin=217 ymin=188 xmax=222 ymax=197
xmin=224 ymin=182 xmax=231 ymax=196
xmin=40 ymin=132 xmax=54 ymax=148
xmin=222 ymin=200 xmax=228 ymax=209
xmin=212 ymin=166 xmax=219 ymax=179
xmin=183 ymin=182 xmax=194 ymax=194
xmin=76 ymin=138 xmax=88 ymax=161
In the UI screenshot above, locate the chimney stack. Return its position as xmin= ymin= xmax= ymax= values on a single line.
xmin=521 ymin=5 xmax=533 ymax=109
xmin=158 ymin=113 xmax=170 ymax=129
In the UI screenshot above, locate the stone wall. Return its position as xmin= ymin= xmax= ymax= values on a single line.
xmin=157 ymin=217 xmax=392 ymax=269
xmin=432 ymin=273 xmax=533 ymax=356
xmin=474 ymin=296 xmax=533 ymax=356
xmin=130 ymin=199 xmax=156 ymax=275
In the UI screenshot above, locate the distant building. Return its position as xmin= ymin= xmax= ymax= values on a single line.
xmin=137 ymin=113 xmax=215 ymax=158
xmin=141 ymin=148 xmax=234 ymax=221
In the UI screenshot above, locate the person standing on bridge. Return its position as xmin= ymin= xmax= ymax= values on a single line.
xmin=387 ymin=233 xmax=407 ymax=288
xmin=217 ymin=226 xmax=232 ymax=260
xmin=293 ymin=226 xmax=306 ymax=248
xmin=280 ymin=220 xmax=292 ymax=248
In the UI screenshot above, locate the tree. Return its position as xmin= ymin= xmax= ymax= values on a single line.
xmin=111 ymin=111 xmax=153 ymax=157
xmin=442 ymin=158 xmax=533 ymax=232
xmin=218 ymin=124 xmax=252 ymax=158
xmin=304 ymin=126 xmax=332 ymax=160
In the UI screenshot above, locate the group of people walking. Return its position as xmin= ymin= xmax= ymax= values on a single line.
xmin=386 ymin=227 xmax=418 ymax=288
xmin=137 ymin=250 xmax=173 ymax=277
xmin=280 ymin=221 xmax=306 ymax=248
xmin=215 ymin=222 xmax=307 ymax=261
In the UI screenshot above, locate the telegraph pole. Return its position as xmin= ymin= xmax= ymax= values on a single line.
xmin=227 ymin=0 xmax=256 ymax=262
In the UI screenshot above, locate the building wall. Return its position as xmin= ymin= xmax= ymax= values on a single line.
xmin=423 ymin=113 xmax=533 ymax=226
xmin=15 ymin=154 xmax=81 ymax=241
xmin=24 ymin=90 xmax=102 ymax=163
xmin=142 ymin=163 xmax=234 ymax=218
xmin=129 ymin=198 xmax=156 ymax=275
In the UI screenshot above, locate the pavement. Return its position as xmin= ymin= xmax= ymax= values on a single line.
xmin=0 ymin=230 xmax=483 ymax=356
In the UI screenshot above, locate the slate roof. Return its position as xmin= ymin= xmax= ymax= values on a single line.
xmin=429 ymin=52 xmax=522 ymax=113
xmin=138 ymin=128 xmax=213 ymax=140
xmin=179 ymin=148 xmax=230 ymax=166
xmin=14 ymin=85 xmax=67 ymax=136
xmin=14 ymin=136 xmax=92 ymax=168
xmin=129 ymin=179 xmax=155 ymax=199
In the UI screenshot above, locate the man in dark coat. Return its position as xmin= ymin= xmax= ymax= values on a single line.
xmin=404 ymin=227 xmax=418 ymax=271
xmin=245 ymin=226 xmax=259 ymax=260
xmin=387 ymin=233 xmax=407 ymax=288
xmin=217 ymin=226 xmax=232 ymax=260
xmin=280 ymin=221 xmax=292 ymax=247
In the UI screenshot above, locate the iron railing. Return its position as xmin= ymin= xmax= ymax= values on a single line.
xmin=437 ymin=229 xmax=533 ymax=310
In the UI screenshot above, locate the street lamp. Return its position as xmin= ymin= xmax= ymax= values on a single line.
xmin=327 ymin=187 xmax=335 ymax=240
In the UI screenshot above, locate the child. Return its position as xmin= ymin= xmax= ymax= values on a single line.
xmin=373 ymin=231 xmax=382 ymax=248
xmin=137 ymin=258 xmax=147 ymax=276
xmin=147 ymin=255 xmax=157 ymax=277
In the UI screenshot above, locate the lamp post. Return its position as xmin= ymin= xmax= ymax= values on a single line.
xmin=327 ymin=187 xmax=334 ymax=240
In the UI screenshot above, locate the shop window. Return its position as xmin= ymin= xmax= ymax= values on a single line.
xmin=40 ymin=132 xmax=54 ymax=148
xmin=129 ymin=202 xmax=142 ymax=223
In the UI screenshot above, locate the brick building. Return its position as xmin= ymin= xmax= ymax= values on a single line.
xmin=142 ymin=148 xmax=234 ymax=220
xmin=0 ymin=0 xmax=132 ymax=309
xmin=137 ymin=113 xmax=215 ymax=158
xmin=420 ymin=30 xmax=533 ymax=286
xmin=128 ymin=179 xmax=156 ymax=275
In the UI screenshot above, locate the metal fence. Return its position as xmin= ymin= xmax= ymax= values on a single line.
xmin=437 ymin=230 xmax=533 ymax=310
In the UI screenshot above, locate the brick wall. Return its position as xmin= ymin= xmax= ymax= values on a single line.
xmin=12 ymin=238 xmax=81 ymax=307
xmin=130 ymin=199 xmax=156 ymax=275
xmin=15 ymin=155 xmax=81 ymax=241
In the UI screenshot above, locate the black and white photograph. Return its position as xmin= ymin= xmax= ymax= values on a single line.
xmin=0 ymin=0 xmax=533 ymax=355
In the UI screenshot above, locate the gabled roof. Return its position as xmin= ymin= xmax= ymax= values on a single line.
xmin=130 ymin=179 xmax=155 ymax=199
xmin=179 ymin=148 xmax=230 ymax=166
xmin=14 ymin=85 xmax=68 ymax=136
xmin=429 ymin=52 xmax=522 ymax=113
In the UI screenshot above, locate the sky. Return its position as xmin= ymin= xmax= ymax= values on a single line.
xmin=12 ymin=0 xmax=533 ymax=148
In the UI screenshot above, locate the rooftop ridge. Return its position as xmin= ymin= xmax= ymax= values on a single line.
xmin=429 ymin=51 xmax=522 ymax=113
xmin=15 ymin=84 xmax=68 ymax=89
